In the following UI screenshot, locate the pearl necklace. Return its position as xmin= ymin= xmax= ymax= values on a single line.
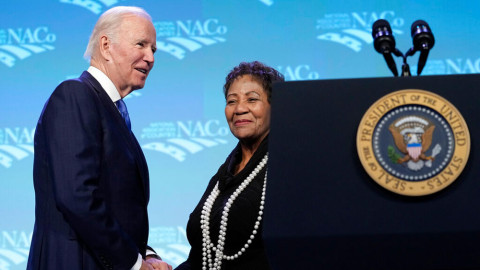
xmin=200 ymin=153 xmax=268 ymax=270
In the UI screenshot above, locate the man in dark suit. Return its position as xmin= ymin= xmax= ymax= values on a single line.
xmin=27 ymin=6 xmax=171 ymax=270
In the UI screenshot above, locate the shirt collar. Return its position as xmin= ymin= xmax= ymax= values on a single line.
xmin=87 ymin=66 xmax=121 ymax=103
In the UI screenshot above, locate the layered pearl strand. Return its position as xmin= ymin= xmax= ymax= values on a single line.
xmin=200 ymin=153 xmax=268 ymax=270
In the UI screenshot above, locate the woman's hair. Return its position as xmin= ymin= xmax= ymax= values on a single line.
xmin=223 ymin=61 xmax=285 ymax=102
xmin=84 ymin=6 xmax=152 ymax=60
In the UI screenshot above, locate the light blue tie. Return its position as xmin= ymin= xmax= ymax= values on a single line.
xmin=115 ymin=99 xmax=131 ymax=130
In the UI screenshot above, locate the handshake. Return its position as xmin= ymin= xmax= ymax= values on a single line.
xmin=142 ymin=253 xmax=172 ymax=270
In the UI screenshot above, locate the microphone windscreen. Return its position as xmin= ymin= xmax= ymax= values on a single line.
xmin=411 ymin=20 xmax=430 ymax=36
xmin=372 ymin=19 xmax=395 ymax=54
xmin=372 ymin=19 xmax=392 ymax=38
xmin=411 ymin=20 xmax=434 ymax=50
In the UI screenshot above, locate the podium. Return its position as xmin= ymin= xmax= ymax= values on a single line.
xmin=263 ymin=74 xmax=480 ymax=270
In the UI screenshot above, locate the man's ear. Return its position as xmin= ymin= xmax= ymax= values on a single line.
xmin=99 ymin=35 xmax=112 ymax=61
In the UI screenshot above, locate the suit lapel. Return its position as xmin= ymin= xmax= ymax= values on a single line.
xmin=79 ymin=71 xmax=149 ymax=200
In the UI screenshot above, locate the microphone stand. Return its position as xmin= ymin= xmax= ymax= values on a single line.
xmin=392 ymin=48 xmax=412 ymax=77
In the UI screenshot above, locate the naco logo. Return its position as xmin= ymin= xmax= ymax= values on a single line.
xmin=316 ymin=11 xmax=404 ymax=52
xmin=0 ymin=230 xmax=32 ymax=270
xmin=155 ymin=19 xmax=227 ymax=60
xmin=141 ymin=120 xmax=230 ymax=162
xmin=0 ymin=27 xmax=56 ymax=68
xmin=415 ymin=58 xmax=480 ymax=75
xmin=59 ymin=0 xmax=118 ymax=14
xmin=277 ymin=65 xmax=320 ymax=81
xmin=0 ymin=128 xmax=35 ymax=169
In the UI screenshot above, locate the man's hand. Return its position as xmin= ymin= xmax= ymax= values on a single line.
xmin=146 ymin=257 xmax=172 ymax=270
xmin=140 ymin=260 xmax=154 ymax=270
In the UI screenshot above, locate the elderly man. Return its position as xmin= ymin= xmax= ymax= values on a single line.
xmin=27 ymin=6 xmax=170 ymax=270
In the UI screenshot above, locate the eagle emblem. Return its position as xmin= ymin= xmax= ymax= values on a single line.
xmin=357 ymin=89 xmax=470 ymax=196
xmin=388 ymin=116 xmax=441 ymax=171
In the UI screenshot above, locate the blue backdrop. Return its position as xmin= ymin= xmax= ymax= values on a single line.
xmin=1 ymin=0 xmax=479 ymax=268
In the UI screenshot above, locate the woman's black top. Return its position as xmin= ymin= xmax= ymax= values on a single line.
xmin=175 ymin=137 xmax=270 ymax=270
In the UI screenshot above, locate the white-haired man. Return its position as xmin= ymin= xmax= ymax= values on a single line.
xmin=27 ymin=6 xmax=170 ymax=270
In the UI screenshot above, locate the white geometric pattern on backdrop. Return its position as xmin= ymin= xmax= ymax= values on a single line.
xmin=0 ymin=44 xmax=55 ymax=68
xmin=0 ymin=144 xmax=34 ymax=169
xmin=0 ymin=128 xmax=35 ymax=169
xmin=59 ymin=0 xmax=118 ymax=14
xmin=0 ymin=248 xmax=29 ymax=270
xmin=258 ymin=0 xmax=274 ymax=6
xmin=143 ymin=138 xmax=229 ymax=162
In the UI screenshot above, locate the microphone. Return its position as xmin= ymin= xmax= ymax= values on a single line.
xmin=411 ymin=20 xmax=435 ymax=75
xmin=372 ymin=19 xmax=398 ymax=77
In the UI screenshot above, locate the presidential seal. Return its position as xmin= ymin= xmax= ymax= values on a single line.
xmin=357 ymin=89 xmax=470 ymax=196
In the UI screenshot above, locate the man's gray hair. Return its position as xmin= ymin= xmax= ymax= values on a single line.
xmin=84 ymin=6 xmax=152 ymax=60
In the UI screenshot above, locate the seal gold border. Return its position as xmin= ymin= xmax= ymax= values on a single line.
xmin=356 ymin=89 xmax=470 ymax=196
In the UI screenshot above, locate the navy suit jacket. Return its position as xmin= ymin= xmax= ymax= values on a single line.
xmin=27 ymin=71 xmax=150 ymax=270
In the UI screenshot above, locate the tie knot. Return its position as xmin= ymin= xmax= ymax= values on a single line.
xmin=116 ymin=99 xmax=131 ymax=130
